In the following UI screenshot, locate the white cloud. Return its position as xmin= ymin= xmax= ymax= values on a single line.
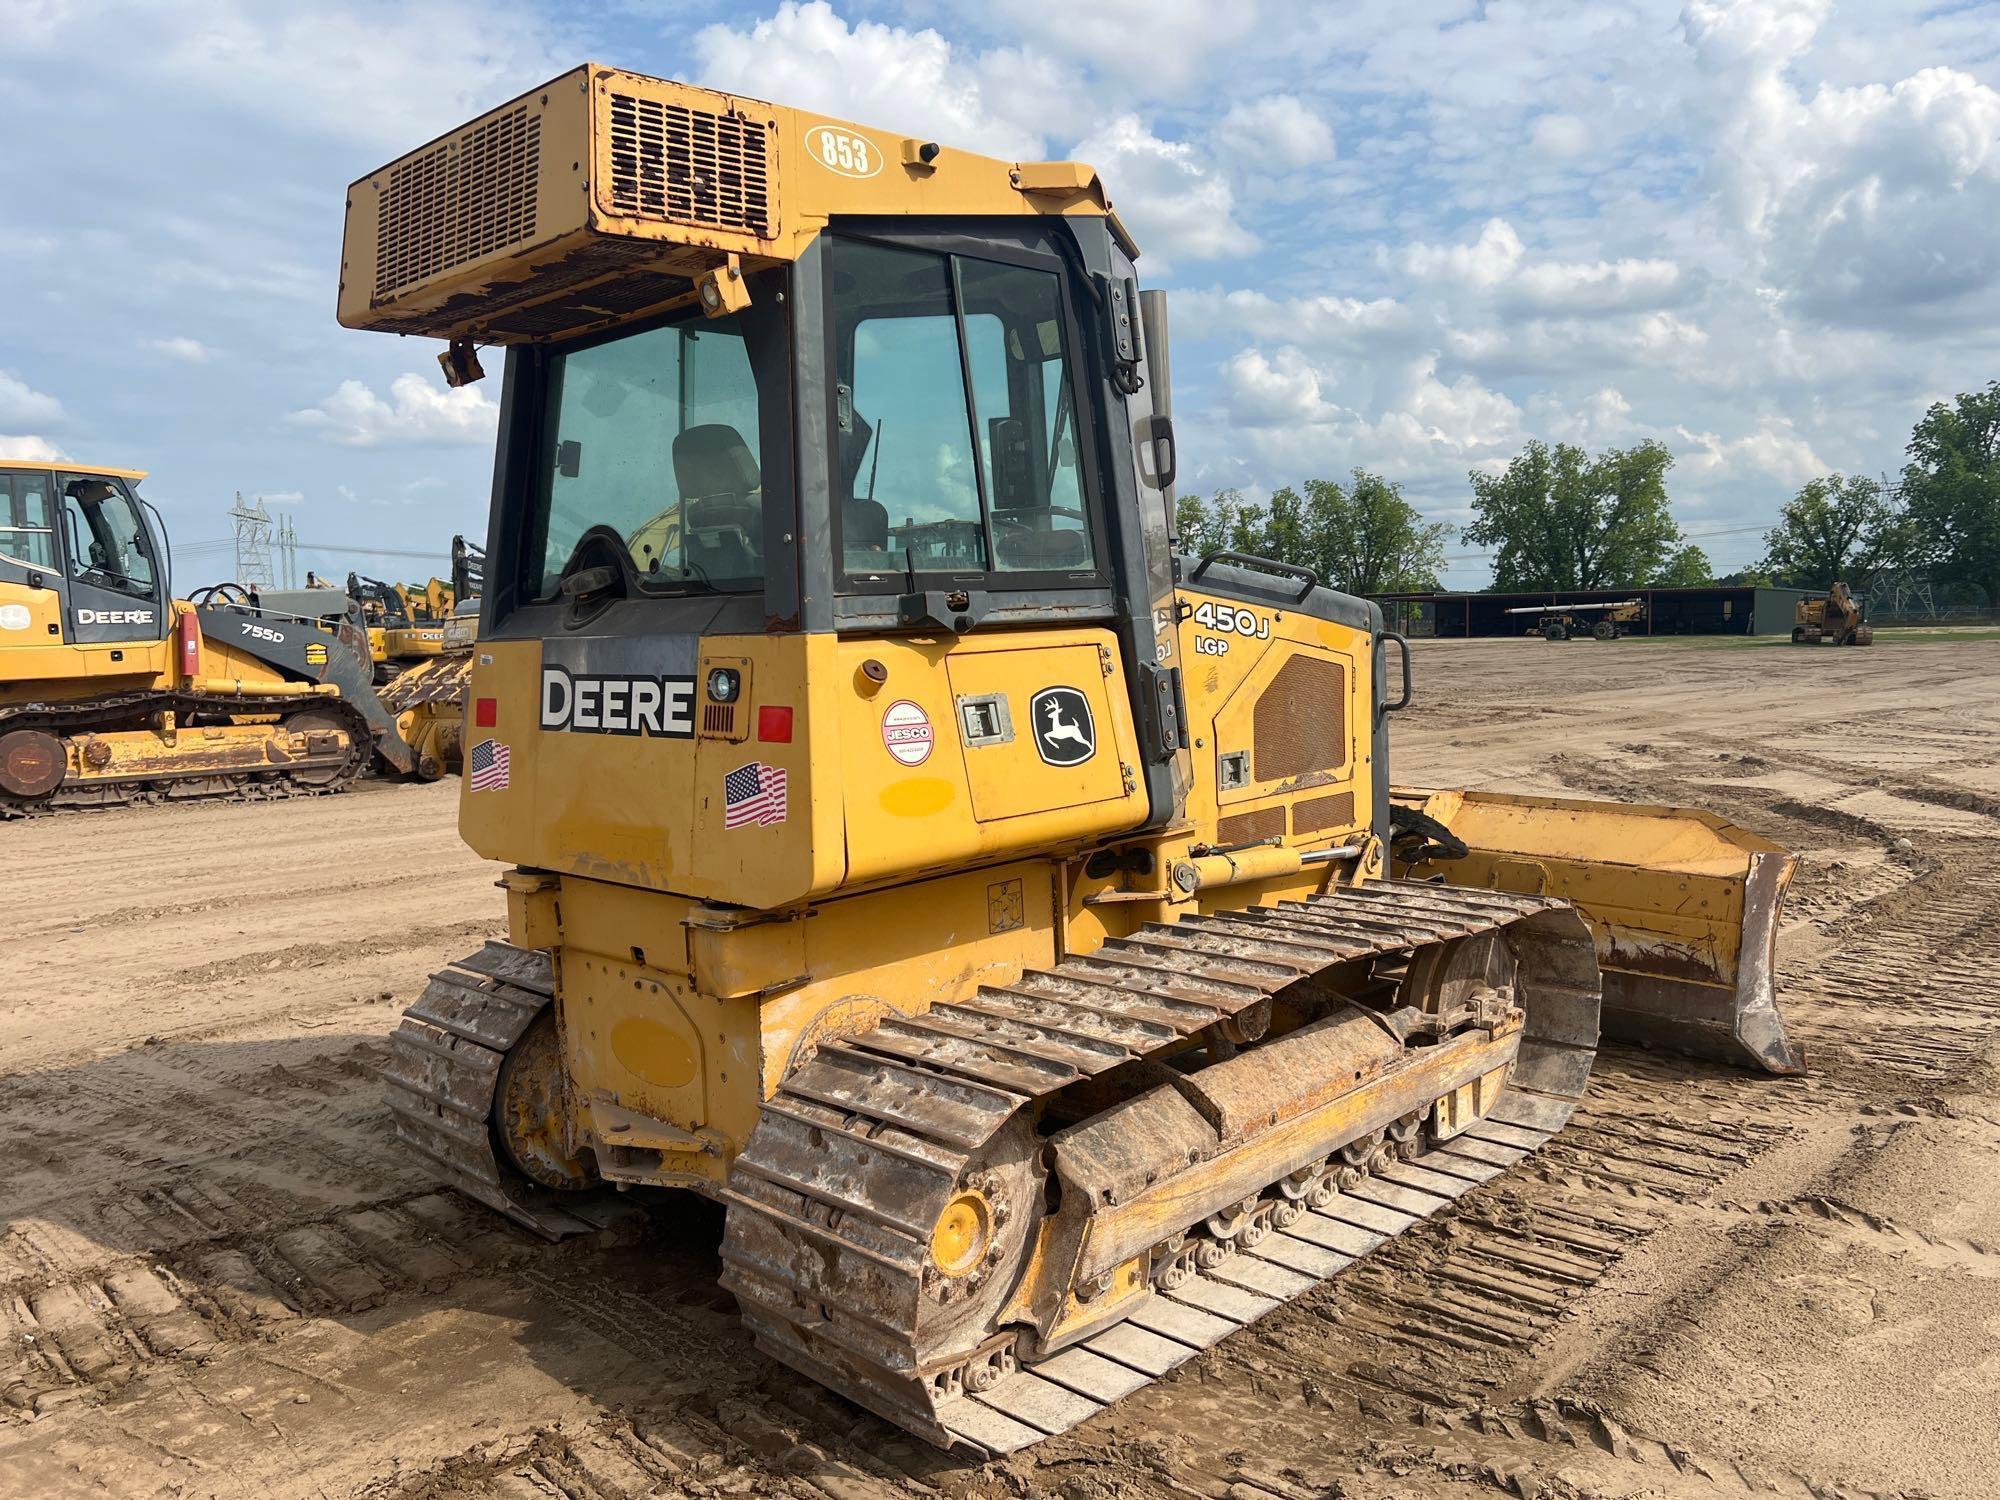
xmin=1218 ymin=348 xmax=1523 ymax=473
xmin=1686 ymin=0 xmax=2000 ymax=320
xmin=1529 ymin=113 xmax=1593 ymax=161
xmin=1674 ymin=416 xmax=1827 ymax=487
xmin=1175 ymin=288 xmax=1411 ymax=347
xmin=1404 ymin=219 xmax=1526 ymax=290
xmin=1071 ymin=115 xmax=1257 ymax=270
xmin=692 ymin=1 xmax=1049 ymax=161
xmin=1221 ymin=348 xmax=1340 ymax=428
xmin=289 ymin=373 xmax=498 ymax=449
xmin=0 ymin=435 xmax=63 ymax=461
xmin=11 ymin=0 xmax=566 ymax=153
xmin=0 ymin=372 xmax=63 ymax=427
xmin=1217 ymin=94 xmax=1336 ymax=169
xmin=1403 ymin=218 xmax=1685 ymax=315
xmin=986 ymin=0 xmax=1263 ymax=91
xmin=148 ymin=336 xmax=214 ymax=364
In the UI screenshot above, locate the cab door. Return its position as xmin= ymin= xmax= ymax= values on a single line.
xmin=55 ymin=472 xmax=170 ymax=646
xmin=0 ymin=467 xmax=66 ymax=665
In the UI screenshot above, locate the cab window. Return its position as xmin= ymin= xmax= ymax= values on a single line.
xmin=59 ymin=474 xmax=156 ymax=595
xmin=0 ymin=470 xmax=55 ymax=571
xmin=831 ymin=238 xmax=1099 ymax=590
xmin=530 ymin=300 xmax=772 ymax=600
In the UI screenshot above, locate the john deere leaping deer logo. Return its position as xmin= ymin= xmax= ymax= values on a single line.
xmin=1030 ymin=686 xmax=1096 ymax=767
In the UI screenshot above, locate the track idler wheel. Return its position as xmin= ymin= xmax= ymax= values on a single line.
xmin=0 ymin=729 xmax=64 ymax=801
xmin=493 ymin=1009 xmax=598 ymax=1191
xmin=279 ymin=708 xmax=353 ymax=788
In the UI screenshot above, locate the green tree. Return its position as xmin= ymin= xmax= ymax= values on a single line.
xmin=1901 ymin=381 xmax=2000 ymax=605
xmin=1464 ymin=439 xmax=1685 ymax=590
xmin=1227 ymin=500 xmax=1268 ymax=554
xmin=1176 ymin=489 xmax=1245 ymax=558
xmin=1651 ymin=544 xmax=1713 ymax=587
xmin=1300 ymin=470 xmax=1451 ymax=594
xmin=1757 ymin=473 xmax=1894 ymax=588
xmin=1262 ymin=485 xmax=1309 ymax=565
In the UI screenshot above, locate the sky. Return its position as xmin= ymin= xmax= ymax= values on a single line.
xmin=3 ymin=0 xmax=1998 ymax=590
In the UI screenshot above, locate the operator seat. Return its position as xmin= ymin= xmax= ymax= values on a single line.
xmin=671 ymin=424 xmax=762 ymax=579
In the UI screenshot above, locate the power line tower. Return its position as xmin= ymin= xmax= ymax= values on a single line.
xmin=275 ymin=512 xmax=298 ymax=587
xmin=228 ymin=492 xmax=275 ymax=586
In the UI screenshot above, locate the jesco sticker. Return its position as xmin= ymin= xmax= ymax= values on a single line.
xmin=881 ymin=700 xmax=933 ymax=765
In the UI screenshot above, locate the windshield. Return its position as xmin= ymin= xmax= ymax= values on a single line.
xmin=60 ymin=473 xmax=156 ymax=595
xmin=530 ymin=295 xmax=779 ymax=600
xmin=832 ymin=238 xmax=1098 ymax=590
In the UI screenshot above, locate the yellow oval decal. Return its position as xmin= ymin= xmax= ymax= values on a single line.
xmin=609 ymin=1016 xmax=698 ymax=1089
xmin=806 ymin=125 xmax=883 ymax=179
xmin=879 ymin=777 xmax=955 ymax=817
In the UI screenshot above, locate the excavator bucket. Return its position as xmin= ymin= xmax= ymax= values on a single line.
xmin=1390 ymin=788 xmax=1803 ymax=1075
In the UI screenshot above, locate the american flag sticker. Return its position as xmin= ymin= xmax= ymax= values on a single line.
xmin=468 ymin=738 xmax=511 ymax=792
xmin=723 ymin=760 xmax=788 ymax=828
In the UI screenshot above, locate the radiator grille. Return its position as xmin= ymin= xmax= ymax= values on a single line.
xmin=1216 ymin=807 xmax=1286 ymax=846
xmin=608 ymin=92 xmax=772 ymax=237
xmin=375 ymin=105 xmax=541 ymax=299
xmin=1253 ymin=657 xmax=1347 ymax=782
xmin=1291 ymin=790 xmax=1356 ymax=835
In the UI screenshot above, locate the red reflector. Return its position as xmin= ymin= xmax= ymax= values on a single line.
xmin=757 ymin=705 xmax=794 ymax=743
xmin=177 ymin=609 xmax=201 ymax=679
xmin=475 ymin=697 xmax=498 ymax=728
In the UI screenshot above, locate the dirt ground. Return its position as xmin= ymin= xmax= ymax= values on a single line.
xmin=5 ymin=633 xmax=1999 ymax=1500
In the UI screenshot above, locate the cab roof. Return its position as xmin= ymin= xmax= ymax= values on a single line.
xmin=0 ymin=456 xmax=148 ymax=481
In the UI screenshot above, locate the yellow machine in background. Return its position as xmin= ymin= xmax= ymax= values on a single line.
xmin=1507 ymin=598 xmax=1645 ymax=641
xmin=0 ymin=459 xmax=414 ymax=813
xmin=1793 ymin=581 xmax=1873 ymax=646
xmin=354 ymin=68 xmax=1799 ymax=1453
xmin=345 ymin=572 xmax=449 ymax=681
xmin=378 ymin=537 xmax=484 ymax=777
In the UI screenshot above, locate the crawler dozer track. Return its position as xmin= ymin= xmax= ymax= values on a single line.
xmin=386 ymin=882 xmax=1599 ymax=1454
xmin=378 ymin=942 xmax=617 ymax=1238
xmin=0 ymin=689 xmax=373 ymax=818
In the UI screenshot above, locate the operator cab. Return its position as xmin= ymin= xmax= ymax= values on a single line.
xmin=498 ymin=220 xmax=1134 ymax=642
xmin=0 ymin=460 xmax=169 ymax=645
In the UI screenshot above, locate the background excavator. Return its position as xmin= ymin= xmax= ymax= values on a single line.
xmin=344 ymin=571 xmax=451 ymax=681
xmin=349 ymin=68 xmax=1803 ymax=1454
xmin=377 ymin=536 xmax=485 ymax=777
xmin=0 ymin=458 xmax=416 ymax=814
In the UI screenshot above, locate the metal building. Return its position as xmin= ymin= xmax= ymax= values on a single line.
xmin=1372 ymin=585 xmax=1817 ymax=638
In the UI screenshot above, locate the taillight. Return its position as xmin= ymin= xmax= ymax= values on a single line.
xmin=177 ymin=608 xmax=201 ymax=679
xmin=475 ymin=697 xmax=497 ymax=727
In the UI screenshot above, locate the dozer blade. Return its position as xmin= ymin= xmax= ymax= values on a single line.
xmin=720 ymin=880 xmax=1600 ymax=1455
xmin=1391 ymin=787 xmax=1802 ymax=1075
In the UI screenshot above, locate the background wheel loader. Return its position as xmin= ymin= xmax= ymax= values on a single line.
xmin=350 ymin=68 xmax=1802 ymax=1455
xmin=0 ymin=458 xmax=417 ymax=815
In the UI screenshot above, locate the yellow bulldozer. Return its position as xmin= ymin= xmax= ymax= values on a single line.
xmin=1792 ymin=581 xmax=1873 ymax=646
xmin=0 ymin=459 xmax=417 ymax=813
xmin=354 ymin=68 xmax=1802 ymax=1454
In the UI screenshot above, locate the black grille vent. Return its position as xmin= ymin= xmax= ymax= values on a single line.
xmin=376 ymin=105 xmax=541 ymax=299
xmin=607 ymin=93 xmax=771 ymax=237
